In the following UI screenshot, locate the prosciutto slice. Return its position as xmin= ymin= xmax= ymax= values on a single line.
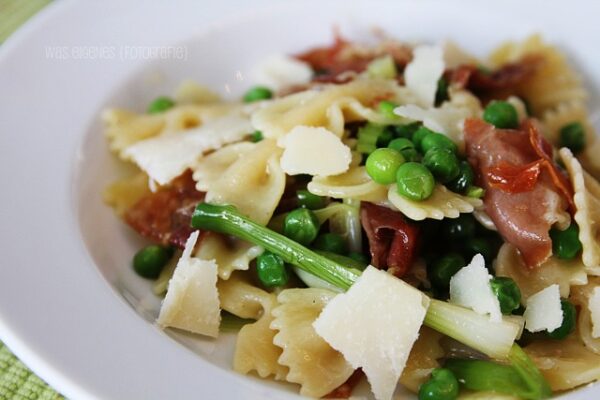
xmin=125 ymin=170 xmax=206 ymax=248
xmin=360 ymin=202 xmax=420 ymax=277
xmin=464 ymin=118 xmax=572 ymax=267
xmin=296 ymin=34 xmax=412 ymax=82
xmin=448 ymin=56 xmax=541 ymax=102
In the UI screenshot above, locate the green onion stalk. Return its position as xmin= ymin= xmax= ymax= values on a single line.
xmin=191 ymin=203 xmax=549 ymax=398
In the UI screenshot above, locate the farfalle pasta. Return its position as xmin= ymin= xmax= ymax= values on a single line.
xmin=271 ymin=289 xmax=354 ymax=397
xmin=102 ymin=33 xmax=600 ymax=400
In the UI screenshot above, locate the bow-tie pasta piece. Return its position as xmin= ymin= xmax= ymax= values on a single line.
xmin=560 ymin=148 xmax=600 ymax=273
xmin=494 ymin=243 xmax=588 ymax=303
xmin=218 ymin=273 xmax=288 ymax=380
xmin=489 ymin=34 xmax=587 ymax=115
xmin=307 ymin=166 xmax=388 ymax=202
xmin=271 ymin=289 xmax=354 ymax=398
xmin=388 ymin=184 xmax=482 ymax=221
xmin=252 ymin=79 xmax=413 ymax=139
xmin=196 ymin=233 xmax=263 ymax=280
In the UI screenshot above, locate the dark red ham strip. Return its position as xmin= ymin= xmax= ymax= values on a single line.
xmin=448 ymin=56 xmax=542 ymax=102
xmin=360 ymin=202 xmax=420 ymax=277
xmin=296 ymin=34 xmax=412 ymax=83
xmin=464 ymin=118 xmax=572 ymax=267
xmin=125 ymin=170 xmax=206 ymax=248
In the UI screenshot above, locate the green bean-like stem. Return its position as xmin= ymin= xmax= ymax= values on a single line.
xmin=445 ymin=344 xmax=551 ymax=400
xmin=191 ymin=203 xmax=525 ymax=360
xmin=191 ymin=203 xmax=361 ymax=290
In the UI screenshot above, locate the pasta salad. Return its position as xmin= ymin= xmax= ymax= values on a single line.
xmin=103 ymin=33 xmax=600 ymax=400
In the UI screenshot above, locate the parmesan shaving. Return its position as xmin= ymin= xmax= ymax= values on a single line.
xmin=524 ymin=284 xmax=563 ymax=333
xmin=313 ymin=266 xmax=429 ymax=400
xmin=449 ymin=254 xmax=502 ymax=322
xmin=403 ymin=45 xmax=445 ymax=107
xmin=123 ymin=114 xmax=252 ymax=185
xmin=157 ymin=231 xmax=221 ymax=337
xmin=278 ymin=126 xmax=352 ymax=176
xmin=255 ymin=54 xmax=313 ymax=91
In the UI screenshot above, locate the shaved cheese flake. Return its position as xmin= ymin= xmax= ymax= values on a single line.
xmin=124 ymin=114 xmax=252 ymax=185
xmin=279 ymin=126 xmax=351 ymax=176
xmin=449 ymin=254 xmax=502 ymax=322
xmin=157 ymin=231 xmax=221 ymax=337
xmin=589 ymin=287 xmax=600 ymax=338
xmin=403 ymin=45 xmax=445 ymax=107
xmin=313 ymin=266 xmax=430 ymax=400
xmin=524 ymin=284 xmax=563 ymax=333
xmin=255 ymin=54 xmax=313 ymax=91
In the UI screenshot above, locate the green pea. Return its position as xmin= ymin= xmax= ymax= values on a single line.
xmin=429 ymin=253 xmax=465 ymax=290
xmin=423 ymin=148 xmax=461 ymax=183
xmin=388 ymin=138 xmax=414 ymax=152
xmin=490 ymin=277 xmax=522 ymax=314
xmin=396 ymin=162 xmax=435 ymax=201
xmin=400 ymin=148 xmax=421 ymax=162
xmin=447 ymin=161 xmax=475 ymax=193
xmin=256 ymin=251 xmax=289 ymax=288
xmin=464 ymin=237 xmax=494 ymax=263
xmin=133 ymin=245 xmax=173 ymax=279
xmin=348 ymin=252 xmax=370 ymax=264
xmin=296 ymin=190 xmax=326 ymax=210
xmin=441 ymin=214 xmax=476 ymax=241
xmin=393 ymin=122 xmax=421 ymax=139
xmin=483 ymin=100 xmax=519 ymax=129
xmin=376 ymin=127 xmax=395 ymax=148
xmin=283 ymin=208 xmax=320 ymax=245
xmin=413 ymin=126 xmax=436 ymax=150
xmin=147 ymin=96 xmax=175 ymax=114
xmin=547 ymin=299 xmax=576 ymax=340
xmin=313 ymin=233 xmax=348 ymax=255
xmin=550 ymin=223 xmax=582 ymax=260
xmin=418 ymin=368 xmax=459 ymax=400
xmin=250 ymin=130 xmax=263 ymax=143
xmin=378 ymin=100 xmax=399 ymax=119
xmin=559 ymin=122 xmax=586 ymax=154
xmin=421 ymin=133 xmax=458 ymax=154
xmin=243 ymin=86 xmax=272 ymax=103
xmin=435 ymin=77 xmax=449 ymax=106
xmin=366 ymin=148 xmax=405 ymax=185
xmin=388 ymin=138 xmax=420 ymax=162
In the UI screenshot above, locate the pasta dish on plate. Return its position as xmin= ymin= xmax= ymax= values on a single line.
xmin=101 ymin=33 xmax=600 ymax=400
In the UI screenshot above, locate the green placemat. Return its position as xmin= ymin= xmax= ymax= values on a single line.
xmin=1 ymin=4 xmax=63 ymax=400
xmin=0 ymin=0 xmax=51 ymax=43
xmin=0 ymin=342 xmax=61 ymax=400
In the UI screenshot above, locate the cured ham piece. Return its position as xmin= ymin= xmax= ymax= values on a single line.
xmin=296 ymin=34 xmax=412 ymax=82
xmin=125 ymin=170 xmax=206 ymax=248
xmin=449 ymin=56 xmax=542 ymax=101
xmin=464 ymin=118 xmax=572 ymax=267
xmin=360 ymin=202 xmax=420 ymax=277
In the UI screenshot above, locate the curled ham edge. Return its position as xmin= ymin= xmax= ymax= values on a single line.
xmin=464 ymin=118 xmax=573 ymax=268
xmin=360 ymin=202 xmax=420 ymax=278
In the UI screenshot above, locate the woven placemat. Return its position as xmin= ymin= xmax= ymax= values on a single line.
xmin=1 ymin=3 xmax=63 ymax=399
xmin=0 ymin=342 xmax=61 ymax=400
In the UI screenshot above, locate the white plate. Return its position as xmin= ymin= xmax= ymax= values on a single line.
xmin=0 ymin=1 xmax=599 ymax=399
